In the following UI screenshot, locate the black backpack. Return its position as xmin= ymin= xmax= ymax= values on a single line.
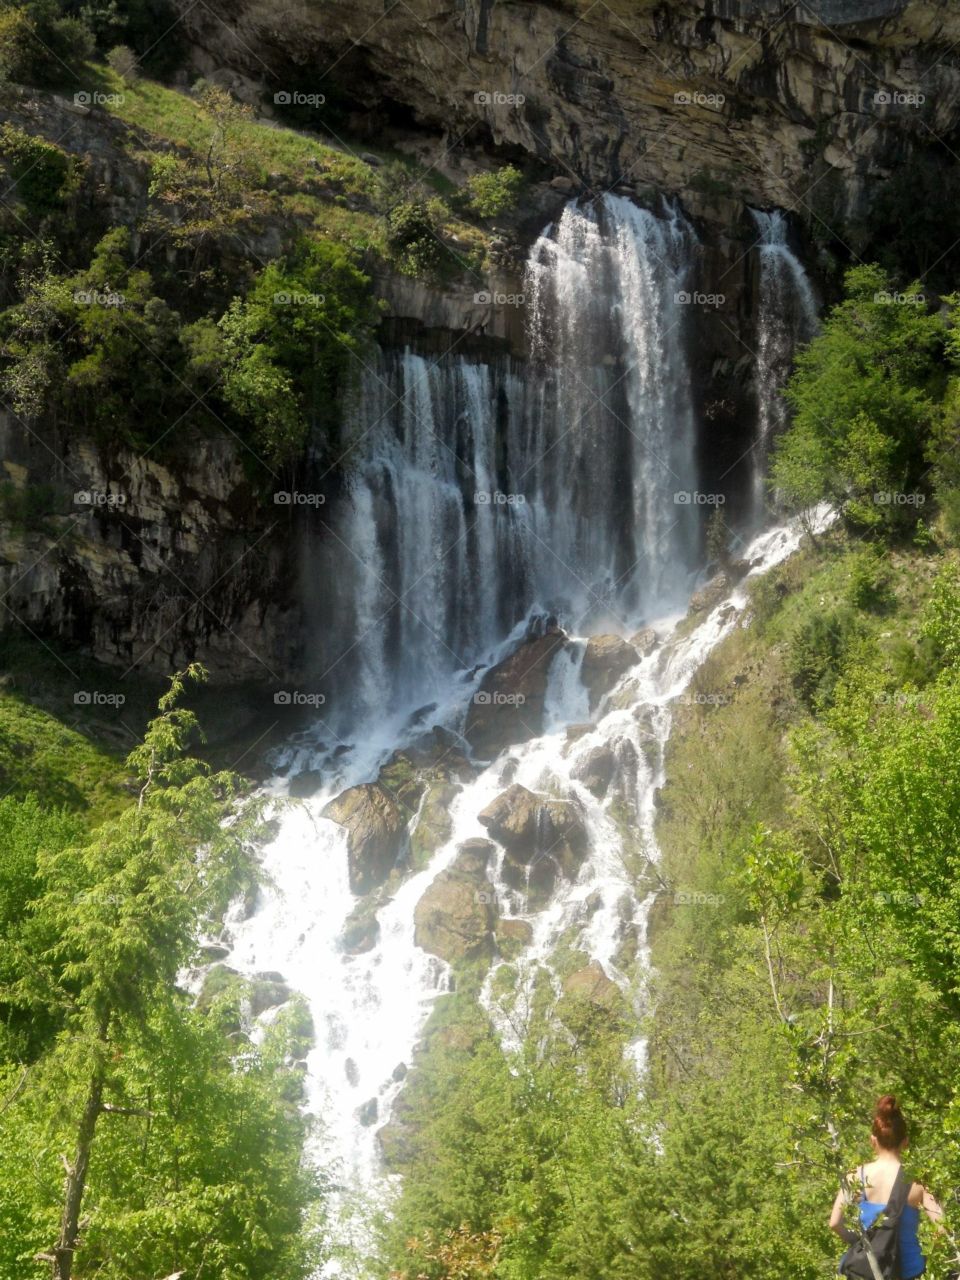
xmin=839 ymin=1165 xmax=910 ymax=1280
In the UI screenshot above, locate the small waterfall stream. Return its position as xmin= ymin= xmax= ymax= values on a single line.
xmin=750 ymin=208 xmax=819 ymax=519
xmin=219 ymin=197 xmax=822 ymax=1270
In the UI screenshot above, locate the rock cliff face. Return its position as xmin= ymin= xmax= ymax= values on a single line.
xmin=0 ymin=411 xmax=299 ymax=682
xmin=177 ymin=0 xmax=960 ymax=231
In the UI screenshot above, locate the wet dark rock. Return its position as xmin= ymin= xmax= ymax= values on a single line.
xmin=288 ymin=768 xmax=325 ymax=798
xmin=562 ymin=960 xmax=622 ymax=1009
xmin=323 ymin=782 xmax=408 ymax=895
xmin=463 ymin=625 xmax=568 ymax=758
xmin=496 ymin=917 xmax=533 ymax=959
xmin=478 ymin=784 xmax=588 ymax=908
xmin=572 ymin=744 xmax=617 ymax=798
xmin=249 ymin=973 xmax=291 ymax=1016
xmin=688 ymin=573 xmax=730 ymax=614
xmin=629 ymin=626 xmax=660 ymax=657
xmin=580 ymin=634 xmax=640 ymax=709
xmin=413 ymin=843 xmax=497 ymax=964
xmin=340 ymin=899 xmax=381 ymax=953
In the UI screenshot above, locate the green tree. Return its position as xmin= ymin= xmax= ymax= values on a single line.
xmin=218 ymin=237 xmax=374 ymax=465
xmin=771 ymin=265 xmax=945 ymax=528
xmin=463 ymin=165 xmax=524 ymax=219
xmin=0 ymin=666 xmax=290 ymax=1279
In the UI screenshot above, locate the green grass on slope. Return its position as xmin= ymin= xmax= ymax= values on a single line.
xmin=0 ymin=692 xmax=129 ymax=821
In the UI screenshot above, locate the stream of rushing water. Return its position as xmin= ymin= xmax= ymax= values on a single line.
xmin=219 ymin=195 xmax=821 ymax=1270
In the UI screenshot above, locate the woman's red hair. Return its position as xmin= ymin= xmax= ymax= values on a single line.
xmin=872 ymin=1094 xmax=908 ymax=1150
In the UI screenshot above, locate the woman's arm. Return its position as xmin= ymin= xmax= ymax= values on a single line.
xmin=919 ymin=1184 xmax=944 ymax=1225
xmin=831 ymin=1185 xmax=860 ymax=1246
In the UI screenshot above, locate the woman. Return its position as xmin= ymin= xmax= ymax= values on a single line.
xmin=830 ymin=1095 xmax=944 ymax=1278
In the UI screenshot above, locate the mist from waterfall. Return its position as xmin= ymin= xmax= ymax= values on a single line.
xmin=750 ymin=208 xmax=819 ymax=519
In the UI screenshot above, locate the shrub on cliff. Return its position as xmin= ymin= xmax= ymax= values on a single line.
xmin=771 ymin=264 xmax=945 ymax=530
xmin=217 ymin=236 xmax=376 ymax=466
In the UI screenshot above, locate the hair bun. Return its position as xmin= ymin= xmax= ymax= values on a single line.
xmin=872 ymin=1094 xmax=908 ymax=1149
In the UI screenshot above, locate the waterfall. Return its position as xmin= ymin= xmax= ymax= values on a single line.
xmin=750 ymin=209 xmax=819 ymax=519
xmin=317 ymin=196 xmax=703 ymax=732
xmin=218 ymin=195 xmax=824 ymax=1272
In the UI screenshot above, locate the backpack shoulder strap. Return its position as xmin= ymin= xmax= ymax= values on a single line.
xmin=885 ymin=1165 xmax=910 ymax=1224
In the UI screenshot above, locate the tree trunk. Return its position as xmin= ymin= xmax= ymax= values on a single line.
xmin=52 ymin=1070 xmax=103 ymax=1280
xmin=51 ymin=1008 xmax=110 ymax=1280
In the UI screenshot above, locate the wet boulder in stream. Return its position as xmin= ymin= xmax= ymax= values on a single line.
xmin=478 ymin=783 xmax=588 ymax=908
xmin=323 ymin=782 xmax=408 ymax=895
xmin=464 ymin=623 xmax=567 ymax=758
xmin=413 ymin=840 xmax=497 ymax=964
xmin=580 ymin=634 xmax=640 ymax=709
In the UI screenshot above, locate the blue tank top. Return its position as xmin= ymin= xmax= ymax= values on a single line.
xmin=858 ymin=1200 xmax=924 ymax=1279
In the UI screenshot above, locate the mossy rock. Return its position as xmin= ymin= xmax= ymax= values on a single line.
xmin=409 ymin=780 xmax=460 ymax=870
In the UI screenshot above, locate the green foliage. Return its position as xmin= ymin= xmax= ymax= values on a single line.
xmin=0 ymin=690 xmax=126 ymax=814
xmin=218 ymin=237 xmax=374 ymax=465
xmin=0 ymin=0 xmax=94 ymax=86
xmin=645 ymin=531 xmax=960 ymax=1280
xmin=771 ymin=264 xmax=945 ymax=529
xmin=0 ymin=667 xmax=323 ymax=1278
xmin=0 ymin=123 xmax=79 ymax=216
xmin=387 ymin=200 xmax=444 ymax=277
xmin=786 ymin=605 xmax=864 ymax=709
xmin=463 ymin=165 xmax=524 ymax=219
xmin=104 ymin=40 xmax=136 ymax=80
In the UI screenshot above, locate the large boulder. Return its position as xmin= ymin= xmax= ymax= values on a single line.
xmin=323 ymin=783 xmax=407 ymax=895
xmin=580 ymin=634 xmax=639 ymax=709
xmin=464 ymin=624 xmax=567 ymax=757
xmin=562 ymin=960 xmax=622 ymax=1010
xmin=413 ymin=841 xmax=497 ymax=964
xmin=688 ymin=572 xmax=730 ymax=614
xmin=629 ymin=626 xmax=660 ymax=658
xmin=478 ymin=784 xmax=588 ymax=907
xmin=571 ymin=743 xmax=617 ymax=798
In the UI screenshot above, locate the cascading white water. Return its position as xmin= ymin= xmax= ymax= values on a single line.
xmin=317 ymin=196 xmax=703 ymax=731
xmin=750 ymin=209 xmax=819 ymax=519
xmin=220 ymin=195 xmax=823 ymax=1273
xmin=524 ymin=195 xmax=700 ymax=619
